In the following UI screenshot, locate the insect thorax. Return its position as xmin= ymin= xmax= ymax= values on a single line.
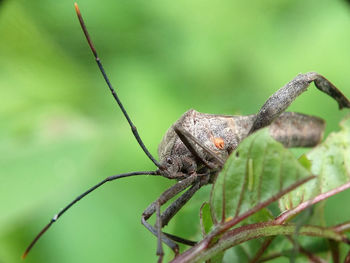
xmin=158 ymin=109 xmax=255 ymax=175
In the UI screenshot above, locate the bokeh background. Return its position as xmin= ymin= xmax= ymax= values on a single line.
xmin=1 ymin=0 xmax=350 ymax=262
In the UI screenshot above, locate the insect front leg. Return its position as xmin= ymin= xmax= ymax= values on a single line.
xmin=144 ymin=179 xmax=204 ymax=262
xmin=160 ymin=177 xmax=207 ymax=227
xmin=141 ymin=174 xmax=197 ymax=260
xmin=249 ymin=72 xmax=350 ymax=134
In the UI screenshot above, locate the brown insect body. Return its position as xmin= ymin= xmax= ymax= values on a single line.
xmin=158 ymin=109 xmax=325 ymax=179
xmin=158 ymin=109 xmax=245 ymax=176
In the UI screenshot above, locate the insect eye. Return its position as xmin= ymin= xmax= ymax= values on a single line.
xmin=166 ymin=157 xmax=173 ymax=165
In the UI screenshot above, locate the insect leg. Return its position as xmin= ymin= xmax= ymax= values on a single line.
xmin=250 ymin=72 xmax=350 ymax=134
xmin=174 ymin=125 xmax=225 ymax=168
xmin=141 ymin=174 xmax=197 ymax=256
xmin=143 ymin=180 xmax=203 ymax=262
xmin=22 ymin=170 xmax=159 ymax=259
xmin=156 ymin=201 xmax=163 ymax=263
xmin=160 ymin=176 xmax=209 ymax=227
xmin=143 ymin=180 xmax=202 ymax=245
xmin=162 ymin=232 xmax=196 ymax=246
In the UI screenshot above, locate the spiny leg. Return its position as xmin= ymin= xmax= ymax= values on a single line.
xmin=22 ymin=170 xmax=159 ymax=259
xmin=163 ymin=233 xmax=196 ymax=247
xmin=142 ymin=219 xmax=180 ymax=255
xmin=141 ymin=175 xmax=198 ymax=256
xmin=249 ymin=72 xmax=350 ymax=134
xmin=153 ymin=182 xmax=206 ymax=258
xmin=156 ymin=201 xmax=163 ymax=263
xmin=152 ymin=184 xmax=206 ymax=263
xmin=160 ymin=177 xmax=208 ymax=227
xmin=143 ymin=179 xmax=203 ymax=262
xmin=144 ymin=180 xmax=203 ymax=245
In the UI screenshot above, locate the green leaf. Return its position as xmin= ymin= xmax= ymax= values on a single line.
xmin=200 ymin=202 xmax=214 ymax=236
xmin=200 ymin=203 xmax=224 ymax=262
xmin=210 ymin=128 xmax=311 ymax=224
xmin=279 ymin=117 xmax=350 ymax=211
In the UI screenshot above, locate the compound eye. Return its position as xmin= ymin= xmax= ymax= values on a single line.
xmin=166 ymin=157 xmax=173 ymax=165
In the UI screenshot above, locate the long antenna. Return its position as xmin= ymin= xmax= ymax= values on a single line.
xmin=22 ymin=170 xmax=159 ymax=259
xmin=74 ymin=3 xmax=162 ymax=169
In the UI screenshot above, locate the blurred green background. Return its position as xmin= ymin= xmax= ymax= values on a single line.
xmin=1 ymin=0 xmax=350 ymax=262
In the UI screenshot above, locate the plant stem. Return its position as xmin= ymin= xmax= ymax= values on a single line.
xmin=170 ymin=222 xmax=348 ymax=263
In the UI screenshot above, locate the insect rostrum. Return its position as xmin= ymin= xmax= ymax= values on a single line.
xmin=22 ymin=3 xmax=350 ymax=262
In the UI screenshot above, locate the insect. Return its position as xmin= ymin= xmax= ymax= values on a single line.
xmin=23 ymin=3 xmax=350 ymax=262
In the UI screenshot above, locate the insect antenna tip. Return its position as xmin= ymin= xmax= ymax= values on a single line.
xmin=74 ymin=3 xmax=80 ymax=15
xmin=21 ymin=251 xmax=28 ymax=260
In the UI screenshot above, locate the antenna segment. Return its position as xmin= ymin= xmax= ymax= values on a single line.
xmin=74 ymin=3 xmax=162 ymax=169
